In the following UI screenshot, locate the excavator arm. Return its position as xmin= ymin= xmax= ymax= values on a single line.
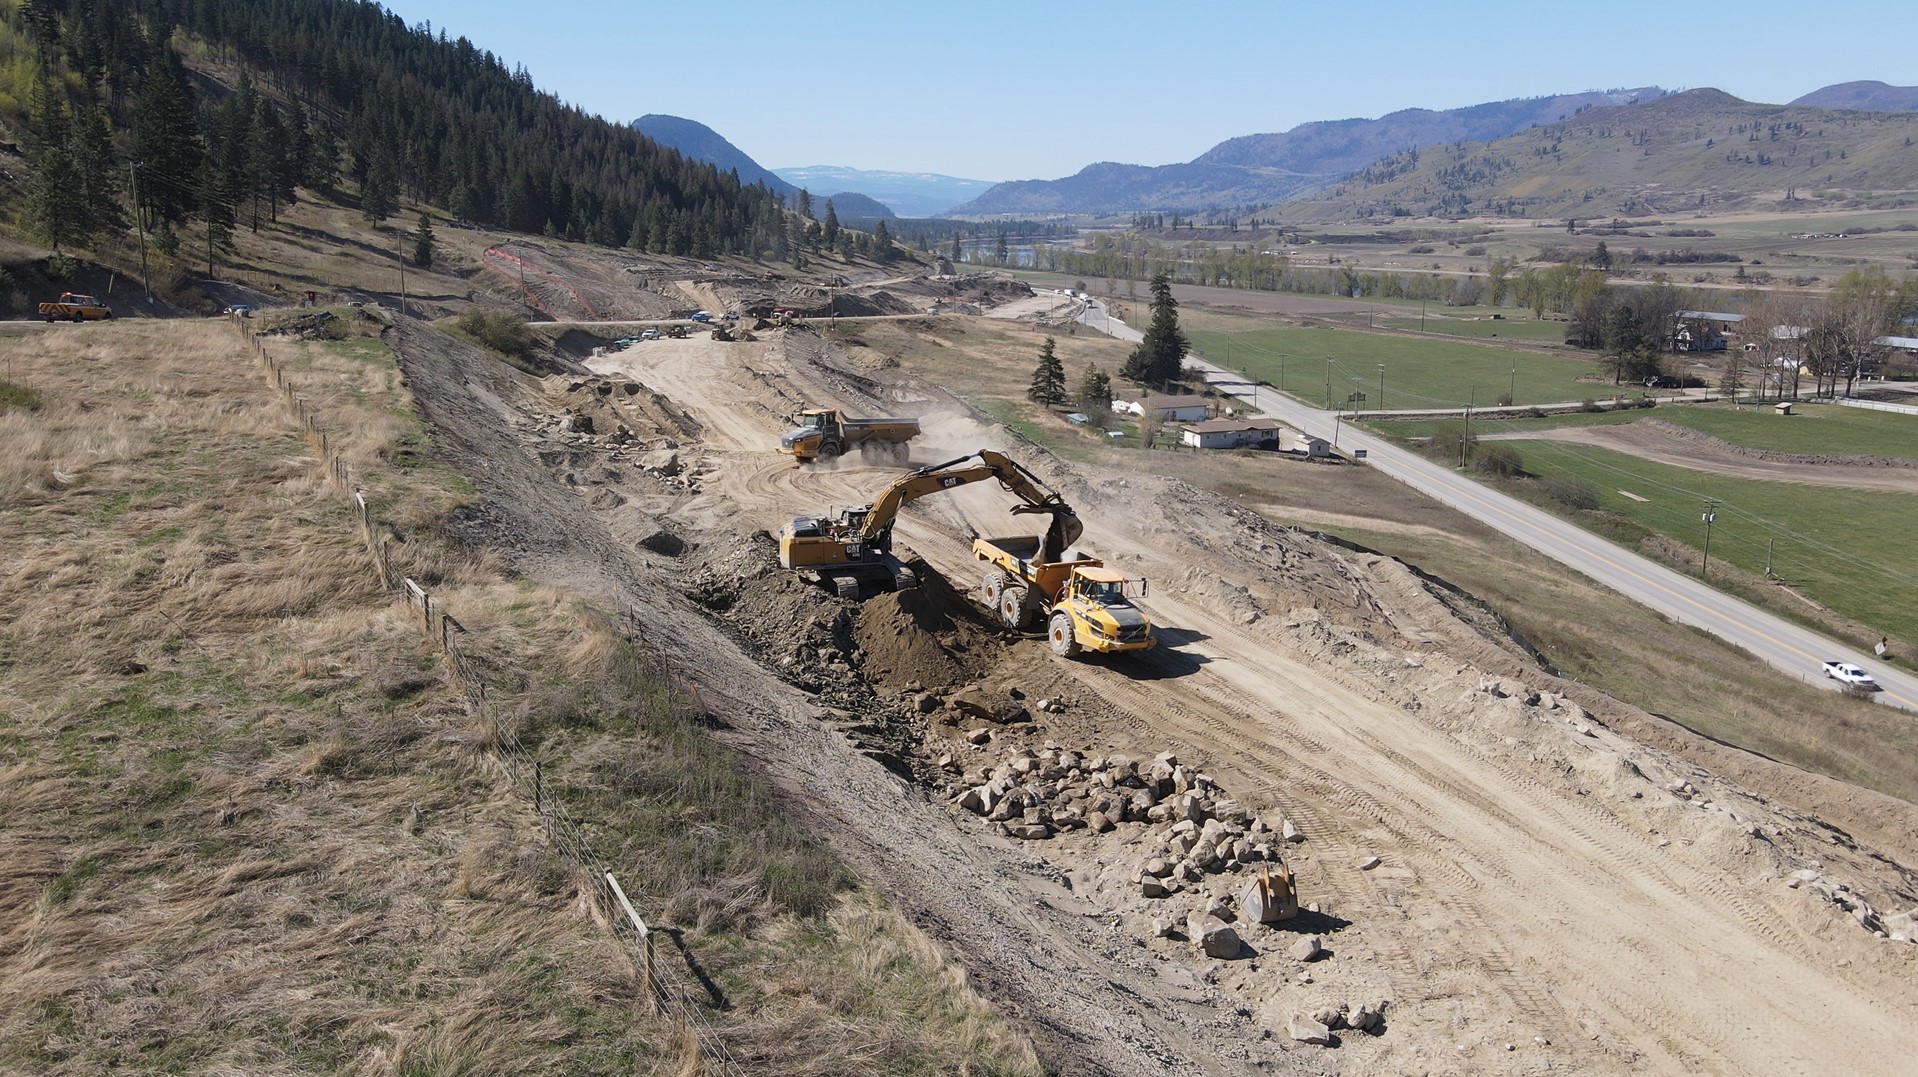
xmin=855 ymin=449 xmax=1081 ymax=555
xmin=778 ymin=448 xmax=1081 ymax=598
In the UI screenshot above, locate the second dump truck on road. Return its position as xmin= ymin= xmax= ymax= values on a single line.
xmin=779 ymin=407 xmax=919 ymax=463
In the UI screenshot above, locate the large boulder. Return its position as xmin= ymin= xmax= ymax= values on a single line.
xmin=1185 ymin=912 xmax=1242 ymax=959
xmin=1288 ymin=1014 xmax=1333 ymax=1045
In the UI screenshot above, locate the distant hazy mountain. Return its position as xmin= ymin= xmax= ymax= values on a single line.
xmin=773 ymin=165 xmax=996 ymax=217
xmin=631 ymin=114 xmax=797 ymax=197
xmin=1289 ymin=87 xmax=1918 ymax=220
xmin=948 ymin=88 xmax=1666 ymax=216
xmin=1791 ymin=81 xmax=1918 ymax=111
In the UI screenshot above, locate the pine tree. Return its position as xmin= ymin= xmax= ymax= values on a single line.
xmin=128 ymin=49 xmax=203 ymax=225
xmin=949 ymin=231 xmax=961 ymax=262
xmin=70 ymin=104 xmax=126 ymax=239
xmin=1028 ymin=337 xmax=1067 ymax=406
xmin=1122 ymin=274 xmax=1188 ymax=386
xmin=872 ymin=219 xmax=893 ymax=262
xmin=1078 ymin=363 xmax=1112 ymax=412
xmin=822 ymin=200 xmax=839 ymax=248
xmin=24 ymin=82 xmax=85 ymax=253
xmin=411 ymin=212 xmax=435 ymax=268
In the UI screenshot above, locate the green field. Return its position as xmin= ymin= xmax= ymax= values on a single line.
xmin=1373 ymin=400 xmax=1918 ymax=461
xmin=1495 ymin=439 xmax=1918 ymax=643
xmin=1374 ymin=315 xmax=1569 ymax=343
xmin=1184 ymin=325 xmax=1607 ymax=410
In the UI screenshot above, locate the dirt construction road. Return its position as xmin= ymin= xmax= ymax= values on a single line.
xmin=564 ymin=325 xmax=1918 ymax=1075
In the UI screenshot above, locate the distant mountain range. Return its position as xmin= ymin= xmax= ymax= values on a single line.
xmin=631 ymin=114 xmax=797 ymax=197
xmin=945 ymin=88 xmax=1667 ymax=216
xmin=1790 ymin=81 xmax=1918 ymax=111
xmin=630 ymin=115 xmax=899 ymax=218
xmin=772 ymin=166 xmax=996 ymax=218
xmin=1286 ymin=87 xmax=1918 ymax=220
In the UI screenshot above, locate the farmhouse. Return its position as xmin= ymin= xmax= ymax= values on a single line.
xmin=1111 ymin=393 xmax=1214 ymax=422
xmin=1181 ymin=417 xmax=1281 ymax=450
xmin=1674 ymin=310 xmax=1739 ymax=352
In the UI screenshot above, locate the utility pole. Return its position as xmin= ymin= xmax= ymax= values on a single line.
xmin=1701 ymin=500 xmax=1719 ymax=578
xmin=1324 ymin=357 xmax=1332 ymax=410
xmin=1378 ymin=364 xmax=1386 ymax=413
xmin=1509 ymin=362 xmax=1518 ymax=407
xmin=127 ymin=162 xmax=150 ymax=300
xmin=1461 ymin=387 xmax=1476 ymax=469
xmin=1420 ymin=296 xmax=1426 ymax=333
xmin=1765 ymin=537 xmax=1775 ymax=579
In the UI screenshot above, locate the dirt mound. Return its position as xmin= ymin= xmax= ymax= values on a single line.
xmin=854 ymin=566 xmax=1001 ymax=692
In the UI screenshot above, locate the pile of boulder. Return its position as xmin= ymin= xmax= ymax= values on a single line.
xmin=951 ymin=747 xmax=1289 ymax=857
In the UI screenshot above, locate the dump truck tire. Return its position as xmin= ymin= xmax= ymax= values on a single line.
xmin=981 ymin=569 xmax=1007 ymax=608
xmin=1048 ymin=612 xmax=1080 ymax=657
xmin=817 ymin=441 xmax=842 ymax=461
xmin=1000 ymin=586 xmax=1034 ymax=629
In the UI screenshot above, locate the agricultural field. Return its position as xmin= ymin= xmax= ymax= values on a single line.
xmin=1182 ymin=320 xmax=1608 ymax=410
xmin=1364 ymin=399 xmax=1918 ymax=650
xmin=1503 ymin=439 xmax=1918 ymax=645
xmin=1375 ymin=399 xmax=1918 ymax=460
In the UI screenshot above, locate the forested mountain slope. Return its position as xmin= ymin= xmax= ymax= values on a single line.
xmin=8 ymin=0 xmax=790 ymax=258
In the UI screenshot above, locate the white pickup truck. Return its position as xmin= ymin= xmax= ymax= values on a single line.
xmin=1822 ymin=661 xmax=1880 ymax=690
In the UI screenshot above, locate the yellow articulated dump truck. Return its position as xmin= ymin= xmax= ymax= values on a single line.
xmin=973 ymin=534 xmax=1153 ymax=658
xmin=778 ymin=407 xmax=919 ymax=464
xmin=39 ymin=293 xmax=113 ymax=322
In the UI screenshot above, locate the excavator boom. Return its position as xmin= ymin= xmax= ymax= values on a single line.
xmin=779 ymin=449 xmax=1080 ymax=598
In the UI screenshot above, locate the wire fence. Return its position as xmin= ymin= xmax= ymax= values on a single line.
xmin=236 ymin=316 xmax=738 ymax=1072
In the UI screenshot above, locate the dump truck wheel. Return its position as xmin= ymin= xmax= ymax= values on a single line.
xmin=817 ymin=441 xmax=841 ymax=461
xmin=981 ymin=569 xmax=1007 ymax=607
xmin=891 ymin=442 xmax=910 ymax=464
xmin=1000 ymin=586 xmax=1033 ymax=629
xmin=1048 ymin=612 xmax=1080 ymax=657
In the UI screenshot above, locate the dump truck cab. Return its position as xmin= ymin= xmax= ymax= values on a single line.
xmin=1049 ymin=565 xmax=1153 ymax=656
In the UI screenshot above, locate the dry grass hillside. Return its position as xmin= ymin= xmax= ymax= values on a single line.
xmin=0 ymin=316 xmax=1037 ymax=1075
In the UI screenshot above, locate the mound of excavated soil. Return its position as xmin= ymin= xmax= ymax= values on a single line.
xmin=854 ymin=565 xmax=1000 ymax=691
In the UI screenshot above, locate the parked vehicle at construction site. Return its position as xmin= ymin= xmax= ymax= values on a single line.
xmin=779 ymin=448 xmax=1075 ymax=601
xmin=975 ymin=526 xmax=1154 ymax=657
xmin=779 ymin=407 xmax=919 ymax=463
xmin=38 ymin=293 xmax=113 ymax=322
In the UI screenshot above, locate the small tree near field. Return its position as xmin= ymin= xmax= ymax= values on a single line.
xmin=1078 ymin=363 xmax=1112 ymax=414
xmin=411 ymin=212 xmax=435 ymax=268
xmin=1121 ymin=273 xmax=1188 ymax=387
xmin=1028 ymin=336 xmax=1067 ymax=406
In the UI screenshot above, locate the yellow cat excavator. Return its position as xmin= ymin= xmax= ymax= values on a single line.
xmin=779 ymin=449 xmax=1079 ymax=600
xmin=779 ymin=449 xmax=1153 ymax=657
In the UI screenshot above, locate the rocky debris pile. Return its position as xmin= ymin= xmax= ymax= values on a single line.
xmin=949 ymin=747 xmax=1296 ymax=880
xmin=1787 ymin=868 xmax=1917 ymax=942
xmin=516 ymin=376 xmax=705 ymax=500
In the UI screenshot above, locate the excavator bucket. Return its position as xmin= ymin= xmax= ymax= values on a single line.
xmin=1238 ymin=863 xmax=1299 ymax=924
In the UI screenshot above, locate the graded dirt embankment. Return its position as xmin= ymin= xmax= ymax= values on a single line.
xmin=384 ymin=308 xmax=1918 ymax=1076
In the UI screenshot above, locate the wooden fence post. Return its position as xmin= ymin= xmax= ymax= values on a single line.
xmin=605 ymin=872 xmax=659 ymax=1013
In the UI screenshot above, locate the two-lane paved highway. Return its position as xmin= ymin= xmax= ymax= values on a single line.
xmin=1078 ymin=301 xmax=1916 ymax=711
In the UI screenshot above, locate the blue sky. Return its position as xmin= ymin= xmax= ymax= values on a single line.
xmin=383 ymin=0 xmax=1912 ymax=182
